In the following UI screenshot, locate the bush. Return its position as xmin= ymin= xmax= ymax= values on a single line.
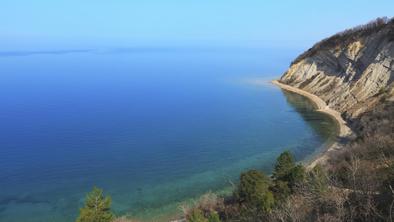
xmin=270 ymin=180 xmax=291 ymax=204
xmin=181 ymin=192 xmax=224 ymax=222
xmin=188 ymin=209 xmax=207 ymax=222
xmin=273 ymin=151 xmax=296 ymax=181
xmin=76 ymin=187 xmax=114 ymax=222
xmin=288 ymin=164 xmax=306 ymax=189
xmin=236 ymin=170 xmax=274 ymax=212
xmin=273 ymin=151 xmax=305 ymax=191
xmin=291 ymin=17 xmax=392 ymax=65
xmin=307 ymin=164 xmax=328 ymax=193
xmin=207 ymin=211 xmax=221 ymax=222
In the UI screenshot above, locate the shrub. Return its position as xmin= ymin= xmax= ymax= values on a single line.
xmin=273 ymin=151 xmax=305 ymax=191
xmin=76 ymin=187 xmax=114 ymax=222
xmin=270 ymin=180 xmax=291 ymax=204
xmin=307 ymin=164 xmax=329 ymax=193
xmin=196 ymin=192 xmax=223 ymax=214
xmin=291 ymin=17 xmax=392 ymax=65
xmin=236 ymin=170 xmax=274 ymax=212
xmin=181 ymin=192 xmax=224 ymax=222
xmin=207 ymin=211 xmax=221 ymax=222
xmin=288 ymin=164 xmax=306 ymax=189
xmin=188 ymin=209 xmax=207 ymax=222
xmin=273 ymin=151 xmax=296 ymax=181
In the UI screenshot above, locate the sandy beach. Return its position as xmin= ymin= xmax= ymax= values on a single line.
xmin=272 ymin=80 xmax=353 ymax=168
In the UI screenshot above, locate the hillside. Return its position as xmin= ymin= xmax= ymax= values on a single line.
xmin=273 ymin=17 xmax=394 ymax=222
xmin=280 ymin=17 xmax=394 ymax=119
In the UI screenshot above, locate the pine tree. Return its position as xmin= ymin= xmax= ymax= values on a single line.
xmin=272 ymin=151 xmax=296 ymax=181
xmin=76 ymin=187 xmax=114 ymax=222
xmin=236 ymin=170 xmax=274 ymax=212
xmin=272 ymin=151 xmax=305 ymax=192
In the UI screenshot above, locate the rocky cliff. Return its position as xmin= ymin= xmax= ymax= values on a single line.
xmin=280 ymin=17 xmax=394 ymax=119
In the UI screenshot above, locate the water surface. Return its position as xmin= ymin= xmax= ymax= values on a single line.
xmin=0 ymin=48 xmax=337 ymax=221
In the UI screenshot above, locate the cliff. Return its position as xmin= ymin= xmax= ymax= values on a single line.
xmin=280 ymin=17 xmax=394 ymax=119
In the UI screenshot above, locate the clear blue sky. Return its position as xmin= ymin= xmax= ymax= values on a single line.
xmin=1 ymin=0 xmax=393 ymax=50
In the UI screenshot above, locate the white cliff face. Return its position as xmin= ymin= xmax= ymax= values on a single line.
xmin=280 ymin=19 xmax=394 ymax=119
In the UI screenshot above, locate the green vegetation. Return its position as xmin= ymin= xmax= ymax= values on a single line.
xmin=269 ymin=151 xmax=306 ymax=204
xmin=236 ymin=170 xmax=274 ymax=212
xmin=291 ymin=17 xmax=394 ymax=65
xmin=186 ymin=209 xmax=222 ymax=222
xmin=188 ymin=209 xmax=208 ymax=222
xmin=272 ymin=151 xmax=295 ymax=180
xmin=306 ymin=164 xmax=328 ymax=193
xmin=272 ymin=151 xmax=305 ymax=191
xmin=181 ymin=192 xmax=223 ymax=222
xmin=76 ymin=187 xmax=114 ymax=222
xmin=182 ymin=151 xmax=308 ymax=221
xmin=207 ymin=211 xmax=221 ymax=222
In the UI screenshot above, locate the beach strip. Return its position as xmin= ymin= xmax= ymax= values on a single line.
xmin=272 ymin=80 xmax=353 ymax=168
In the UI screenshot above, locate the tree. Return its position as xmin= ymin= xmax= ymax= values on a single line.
xmin=272 ymin=151 xmax=296 ymax=181
xmin=288 ymin=164 xmax=305 ymax=189
xmin=76 ymin=187 xmax=114 ymax=222
xmin=236 ymin=170 xmax=274 ymax=212
xmin=270 ymin=180 xmax=291 ymax=204
xmin=272 ymin=151 xmax=305 ymax=191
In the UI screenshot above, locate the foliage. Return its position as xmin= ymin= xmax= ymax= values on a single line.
xmin=76 ymin=187 xmax=114 ymax=222
xmin=272 ymin=151 xmax=296 ymax=181
xmin=207 ymin=211 xmax=221 ymax=222
xmin=196 ymin=192 xmax=223 ymax=214
xmin=288 ymin=164 xmax=306 ymax=189
xmin=187 ymin=209 xmax=207 ymax=222
xmin=236 ymin=170 xmax=274 ymax=212
xmin=272 ymin=151 xmax=305 ymax=191
xmin=270 ymin=180 xmax=291 ymax=204
xmin=307 ymin=164 xmax=328 ymax=193
xmin=291 ymin=17 xmax=393 ymax=65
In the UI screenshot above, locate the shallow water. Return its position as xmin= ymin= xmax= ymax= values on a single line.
xmin=0 ymin=48 xmax=337 ymax=221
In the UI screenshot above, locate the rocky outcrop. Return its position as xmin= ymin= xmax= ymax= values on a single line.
xmin=280 ymin=17 xmax=394 ymax=119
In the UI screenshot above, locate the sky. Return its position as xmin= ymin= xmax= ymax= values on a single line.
xmin=1 ymin=0 xmax=393 ymax=50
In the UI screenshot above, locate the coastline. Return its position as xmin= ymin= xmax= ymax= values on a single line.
xmin=150 ymin=80 xmax=354 ymax=222
xmin=272 ymin=80 xmax=353 ymax=168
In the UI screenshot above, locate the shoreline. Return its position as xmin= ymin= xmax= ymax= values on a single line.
xmin=145 ymin=80 xmax=351 ymax=222
xmin=125 ymin=80 xmax=355 ymax=222
xmin=272 ymin=80 xmax=353 ymax=168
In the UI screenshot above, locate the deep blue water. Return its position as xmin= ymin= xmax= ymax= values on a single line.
xmin=0 ymin=48 xmax=337 ymax=221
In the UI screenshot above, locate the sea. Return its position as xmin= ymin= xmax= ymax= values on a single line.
xmin=0 ymin=47 xmax=337 ymax=221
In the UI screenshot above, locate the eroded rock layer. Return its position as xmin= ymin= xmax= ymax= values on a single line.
xmin=280 ymin=18 xmax=394 ymax=119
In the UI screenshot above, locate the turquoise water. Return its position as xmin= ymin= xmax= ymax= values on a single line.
xmin=0 ymin=48 xmax=337 ymax=221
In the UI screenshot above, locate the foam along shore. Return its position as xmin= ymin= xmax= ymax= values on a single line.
xmin=272 ymin=80 xmax=353 ymax=168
